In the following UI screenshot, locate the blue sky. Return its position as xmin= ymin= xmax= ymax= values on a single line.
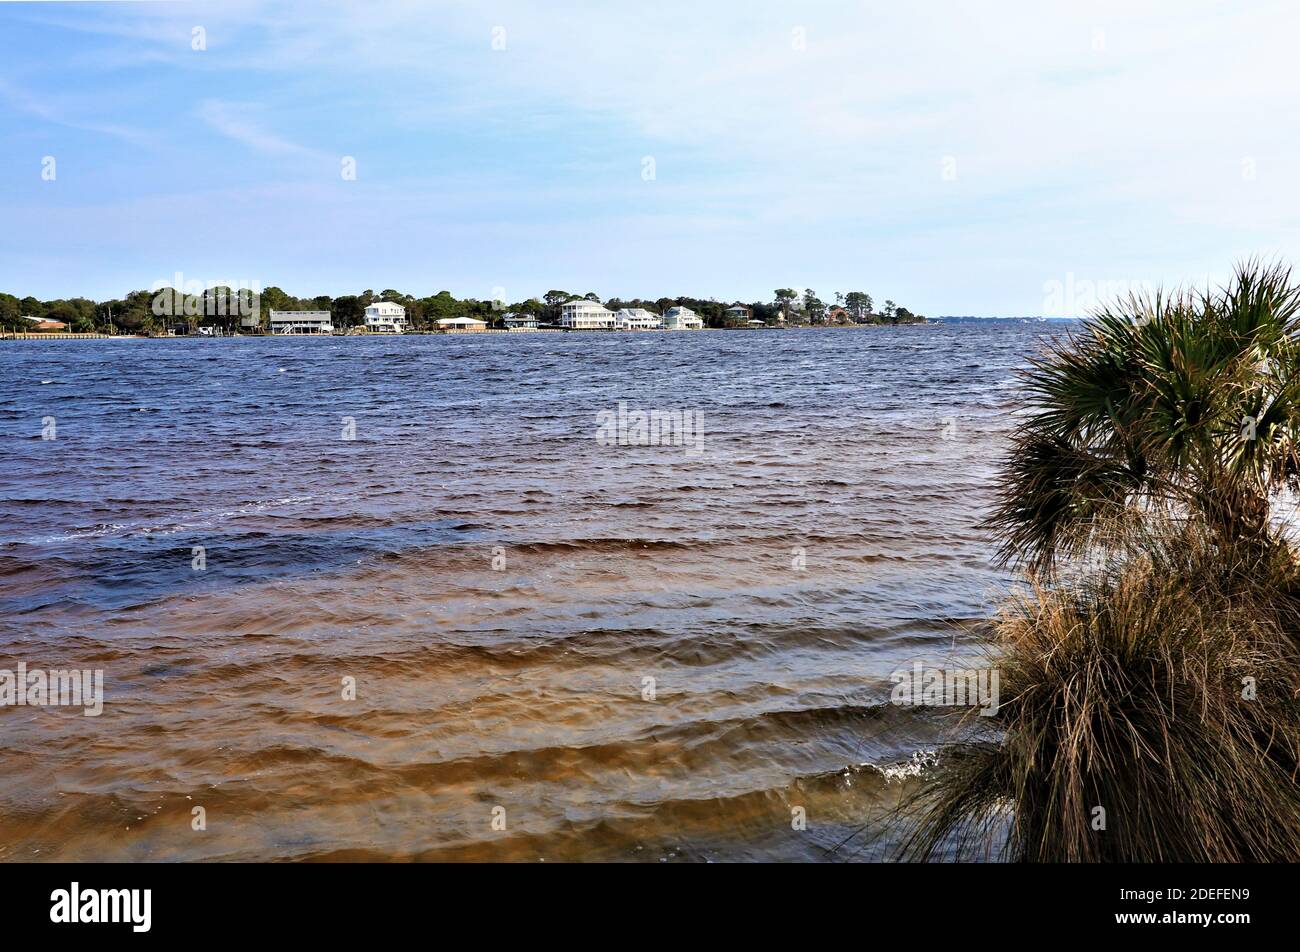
xmin=1 ymin=0 xmax=1298 ymax=315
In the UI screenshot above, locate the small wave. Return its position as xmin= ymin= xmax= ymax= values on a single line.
xmin=860 ymin=747 xmax=941 ymax=783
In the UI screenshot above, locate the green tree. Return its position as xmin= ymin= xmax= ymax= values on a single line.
xmin=260 ymin=286 xmax=294 ymax=321
xmin=542 ymin=290 xmax=570 ymax=324
xmin=420 ymin=291 xmax=460 ymax=325
xmin=149 ymin=287 xmax=186 ymax=327
xmin=199 ymin=286 xmax=243 ymax=334
xmin=45 ymin=304 xmax=79 ymax=329
xmin=844 ymin=291 xmax=873 ymax=321
xmin=802 ymin=288 xmax=825 ymax=323
xmin=333 ymin=295 xmax=364 ymax=329
xmin=113 ymin=289 xmax=157 ymax=333
xmin=0 ymin=293 xmax=20 ymax=330
xmin=773 ymin=288 xmax=797 ymax=322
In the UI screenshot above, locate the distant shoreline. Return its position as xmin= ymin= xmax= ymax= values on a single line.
xmin=2 ymin=323 xmax=935 ymax=342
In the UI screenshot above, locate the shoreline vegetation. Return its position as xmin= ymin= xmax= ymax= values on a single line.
xmin=0 ymin=285 xmax=925 ymax=337
xmin=0 ymin=324 xmax=914 ymax=341
xmin=905 ymin=260 xmax=1300 ymax=862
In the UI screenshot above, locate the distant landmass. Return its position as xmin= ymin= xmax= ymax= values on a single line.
xmin=930 ymin=316 xmax=1080 ymax=324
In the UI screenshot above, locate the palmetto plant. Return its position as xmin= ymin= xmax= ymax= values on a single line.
xmin=991 ymin=260 xmax=1300 ymax=574
xmin=904 ymin=261 xmax=1300 ymax=863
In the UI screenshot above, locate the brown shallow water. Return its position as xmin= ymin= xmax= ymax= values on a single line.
xmin=0 ymin=325 xmax=1052 ymax=861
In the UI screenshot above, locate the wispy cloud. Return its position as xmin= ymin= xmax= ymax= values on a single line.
xmin=0 ymin=75 xmax=154 ymax=146
xmin=196 ymin=99 xmax=327 ymax=160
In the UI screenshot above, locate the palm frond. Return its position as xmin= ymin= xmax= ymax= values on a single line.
xmin=992 ymin=260 xmax=1300 ymax=572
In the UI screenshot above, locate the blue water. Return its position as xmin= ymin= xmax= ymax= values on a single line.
xmin=0 ymin=324 xmax=1053 ymax=861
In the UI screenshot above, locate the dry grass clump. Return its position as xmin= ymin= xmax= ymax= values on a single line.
xmin=904 ymin=520 xmax=1300 ymax=862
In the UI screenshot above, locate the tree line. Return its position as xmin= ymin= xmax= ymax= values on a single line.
xmin=1 ymin=285 xmax=924 ymax=333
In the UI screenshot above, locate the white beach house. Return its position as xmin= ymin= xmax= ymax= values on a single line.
xmin=435 ymin=316 xmax=488 ymax=333
xmin=364 ymin=301 xmax=408 ymax=333
xmin=503 ymin=312 xmax=539 ymax=331
xmin=663 ymin=305 xmax=704 ymax=330
xmin=23 ymin=315 xmax=67 ymax=332
xmin=269 ymin=310 xmax=334 ymax=335
xmin=560 ymin=299 xmax=617 ymax=330
xmin=615 ymin=308 xmax=663 ymax=331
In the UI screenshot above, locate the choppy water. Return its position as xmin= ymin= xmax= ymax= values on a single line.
xmin=0 ymin=325 xmax=1053 ymax=861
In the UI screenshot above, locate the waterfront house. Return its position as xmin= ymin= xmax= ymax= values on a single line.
xmin=724 ymin=305 xmax=751 ymax=324
xmin=663 ymin=305 xmax=704 ymax=330
xmin=436 ymin=317 xmax=488 ymax=332
xmin=615 ymin=307 xmax=663 ymax=330
xmin=561 ymin=300 xmax=617 ymax=330
xmin=269 ymin=310 xmax=334 ymax=335
xmin=23 ymin=316 xmax=68 ymax=332
xmin=364 ymin=301 xmax=408 ymax=333
xmin=503 ymin=313 xmax=539 ymax=331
